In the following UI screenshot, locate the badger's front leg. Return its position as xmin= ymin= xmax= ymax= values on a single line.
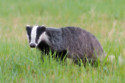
xmin=55 ymin=50 xmax=67 ymax=61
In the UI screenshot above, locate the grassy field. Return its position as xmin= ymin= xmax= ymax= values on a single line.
xmin=0 ymin=0 xmax=125 ymax=83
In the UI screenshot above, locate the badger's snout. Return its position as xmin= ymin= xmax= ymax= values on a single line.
xmin=30 ymin=43 xmax=36 ymax=48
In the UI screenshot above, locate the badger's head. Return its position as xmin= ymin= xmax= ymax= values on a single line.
xmin=26 ymin=25 xmax=49 ymax=48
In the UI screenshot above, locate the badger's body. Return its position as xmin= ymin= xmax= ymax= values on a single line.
xmin=26 ymin=25 xmax=105 ymax=64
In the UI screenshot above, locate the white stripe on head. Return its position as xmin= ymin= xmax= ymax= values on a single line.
xmin=30 ymin=26 xmax=38 ymax=45
xmin=37 ymin=32 xmax=50 ymax=46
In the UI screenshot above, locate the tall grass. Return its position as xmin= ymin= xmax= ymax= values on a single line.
xmin=0 ymin=0 xmax=125 ymax=83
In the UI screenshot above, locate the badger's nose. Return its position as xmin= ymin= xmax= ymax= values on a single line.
xmin=30 ymin=43 xmax=36 ymax=48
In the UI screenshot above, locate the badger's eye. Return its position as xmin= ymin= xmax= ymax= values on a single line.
xmin=36 ymin=27 xmax=45 ymax=44
xmin=35 ymin=37 xmax=38 ymax=43
xmin=26 ymin=29 xmax=32 ymax=43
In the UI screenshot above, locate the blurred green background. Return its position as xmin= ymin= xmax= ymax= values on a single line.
xmin=0 ymin=0 xmax=125 ymax=83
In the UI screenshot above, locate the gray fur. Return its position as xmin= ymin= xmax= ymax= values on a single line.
xmin=26 ymin=25 xmax=105 ymax=64
xmin=44 ymin=26 xmax=105 ymax=63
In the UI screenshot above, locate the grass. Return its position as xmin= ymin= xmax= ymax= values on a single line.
xmin=0 ymin=0 xmax=125 ymax=83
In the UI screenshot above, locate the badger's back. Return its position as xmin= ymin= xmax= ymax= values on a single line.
xmin=61 ymin=27 xmax=104 ymax=61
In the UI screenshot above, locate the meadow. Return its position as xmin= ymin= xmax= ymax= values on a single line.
xmin=0 ymin=0 xmax=125 ymax=83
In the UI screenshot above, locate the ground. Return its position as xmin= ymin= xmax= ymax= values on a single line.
xmin=0 ymin=0 xmax=125 ymax=83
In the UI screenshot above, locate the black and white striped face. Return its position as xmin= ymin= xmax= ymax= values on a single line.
xmin=26 ymin=25 xmax=49 ymax=48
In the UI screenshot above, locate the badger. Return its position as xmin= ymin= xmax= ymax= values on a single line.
xmin=26 ymin=25 xmax=105 ymax=64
